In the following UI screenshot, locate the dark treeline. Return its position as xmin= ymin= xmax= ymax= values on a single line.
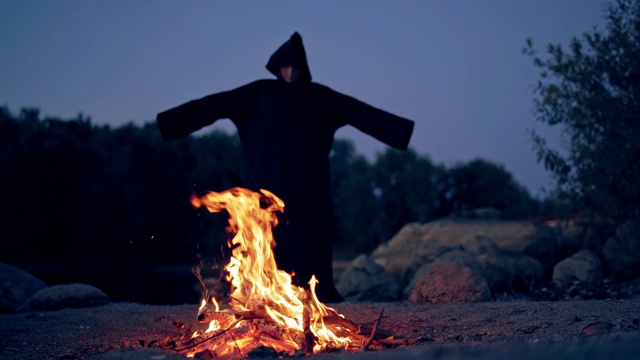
xmin=329 ymin=139 xmax=540 ymax=251
xmin=0 ymin=106 xmax=539 ymax=302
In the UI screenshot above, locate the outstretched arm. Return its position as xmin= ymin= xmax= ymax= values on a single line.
xmin=156 ymin=82 xmax=259 ymax=141
xmin=335 ymin=91 xmax=414 ymax=150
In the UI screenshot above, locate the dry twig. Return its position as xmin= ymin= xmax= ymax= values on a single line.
xmin=360 ymin=308 xmax=384 ymax=352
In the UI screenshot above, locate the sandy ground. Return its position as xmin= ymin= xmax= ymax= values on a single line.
xmin=1 ymin=298 xmax=640 ymax=360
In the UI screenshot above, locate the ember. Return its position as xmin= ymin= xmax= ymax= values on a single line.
xmin=165 ymin=187 xmax=412 ymax=358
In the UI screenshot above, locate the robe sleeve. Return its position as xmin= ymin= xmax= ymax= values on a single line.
xmin=334 ymin=91 xmax=415 ymax=150
xmin=156 ymin=81 xmax=259 ymax=141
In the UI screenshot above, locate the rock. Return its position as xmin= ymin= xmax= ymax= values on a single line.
xmin=19 ymin=283 xmax=110 ymax=312
xmin=371 ymin=219 xmax=556 ymax=291
xmin=620 ymin=277 xmax=640 ymax=299
xmin=402 ymin=250 xmax=481 ymax=299
xmin=552 ymin=250 xmax=603 ymax=288
xmin=403 ymin=263 xmax=431 ymax=300
xmin=336 ymin=254 xmax=400 ymax=302
xmin=434 ymin=249 xmax=484 ymax=270
xmin=408 ymin=262 xmax=490 ymax=303
xmin=0 ymin=263 xmax=47 ymax=313
xmin=473 ymin=237 xmax=546 ymax=294
xmin=555 ymin=220 xmax=603 ymax=259
xmin=603 ymin=221 xmax=640 ymax=278
xmin=370 ymin=223 xmax=457 ymax=288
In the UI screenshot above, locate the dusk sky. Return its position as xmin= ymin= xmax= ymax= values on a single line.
xmin=1 ymin=1 xmax=608 ymax=196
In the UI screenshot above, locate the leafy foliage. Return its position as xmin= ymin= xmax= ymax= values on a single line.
xmin=370 ymin=149 xmax=445 ymax=244
xmin=524 ymin=0 xmax=640 ymax=220
xmin=440 ymin=159 xmax=540 ymax=219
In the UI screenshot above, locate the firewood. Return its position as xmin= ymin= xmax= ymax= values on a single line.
xmin=375 ymin=337 xmax=419 ymax=346
xmin=322 ymin=313 xmax=359 ymax=331
xmin=197 ymin=309 xmax=236 ymax=323
xmin=255 ymin=332 xmax=298 ymax=354
xmin=166 ymin=300 xmax=409 ymax=356
xmin=173 ymin=321 xmax=247 ymax=354
xmin=357 ymin=323 xmax=393 ymax=338
xmin=360 ymin=308 xmax=384 ymax=351
xmin=322 ymin=313 xmax=392 ymax=338
xmin=302 ymin=293 xmax=316 ymax=355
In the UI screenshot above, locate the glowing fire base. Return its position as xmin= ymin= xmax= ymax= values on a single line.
xmin=177 ymin=188 xmax=356 ymax=357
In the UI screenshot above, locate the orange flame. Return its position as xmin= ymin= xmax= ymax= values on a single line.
xmin=189 ymin=187 xmax=351 ymax=356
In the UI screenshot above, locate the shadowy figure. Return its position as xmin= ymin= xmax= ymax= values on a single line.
xmin=157 ymin=32 xmax=414 ymax=303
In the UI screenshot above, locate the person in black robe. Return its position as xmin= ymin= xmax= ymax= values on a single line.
xmin=157 ymin=32 xmax=414 ymax=303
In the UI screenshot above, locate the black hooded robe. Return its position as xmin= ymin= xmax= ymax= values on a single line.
xmin=157 ymin=32 xmax=414 ymax=303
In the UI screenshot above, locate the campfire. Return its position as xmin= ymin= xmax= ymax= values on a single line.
xmin=164 ymin=187 xmax=414 ymax=358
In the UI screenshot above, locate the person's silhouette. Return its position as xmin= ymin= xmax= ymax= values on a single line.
xmin=157 ymin=32 xmax=414 ymax=303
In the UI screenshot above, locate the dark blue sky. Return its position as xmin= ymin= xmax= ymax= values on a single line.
xmin=0 ymin=1 xmax=607 ymax=196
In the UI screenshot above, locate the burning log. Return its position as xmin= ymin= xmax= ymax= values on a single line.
xmin=323 ymin=313 xmax=393 ymax=338
xmin=302 ymin=290 xmax=317 ymax=355
xmin=169 ymin=313 xmax=398 ymax=355
xmin=164 ymin=306 xmax=418 ymax=357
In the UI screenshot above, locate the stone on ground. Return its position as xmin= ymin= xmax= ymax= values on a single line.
xmin=0 ymin=262 xmax=47 ymax=313
xmin=552 ymin=249 xmax=603 ymax=288
xmin=409 ymin=262 xmax=490 ymax=303
xmin=19 ymin=283 xmax=110 ymax=312
xmin=336 ymin=254 xmax=400 ymax=301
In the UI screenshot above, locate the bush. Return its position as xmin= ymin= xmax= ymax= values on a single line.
xmin=525 ymin=0 xmax=640 ymax=221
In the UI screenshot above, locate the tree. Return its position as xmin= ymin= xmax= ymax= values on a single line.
xmin=525 ymin=0 xmax=640 ymax=220
xmin=440 ymin=159 xmax=539 ymax=219
xmin=333 ymin=154 xmax=382 ymax=251
xmin=371 ymin=148 xmax=444 ymax=238
xmin=191 ymin=130 xmax=243 ymax=192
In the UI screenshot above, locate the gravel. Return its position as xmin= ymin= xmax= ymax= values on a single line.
xmin=1 ymin=299 xmax=640 ymax=359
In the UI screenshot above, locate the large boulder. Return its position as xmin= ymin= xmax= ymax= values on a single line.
xmin=370 ymin=223 xmax=458 ymax=288
xmin=19 ymin=283 xmax=110 ymax=312
xmin=603 ymin=221 xmax=640 ymax=278
xmin=408 ymin=262 xmax=490 ymax=303
xmin=0 ymin=263 xmax=47 ymax=313
xmin=552 ymin=250 xmax=603 ymax=288
xmin=371 ymin=219 xmax=556 ymax=291
xmin=336 ymin=254 xmax=400 ymax=302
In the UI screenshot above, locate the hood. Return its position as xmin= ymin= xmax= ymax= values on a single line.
xmin=266 ymin=32 xmax=312 ymax=82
